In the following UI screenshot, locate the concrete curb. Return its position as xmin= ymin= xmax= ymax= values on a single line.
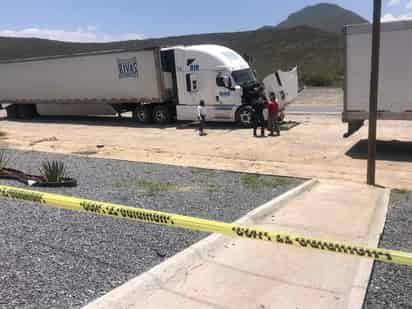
xmin=345 ymin=188 xmax=391 ymax=309
xmin=238 ymin=178 xmax=318 ymax=225
xmin=83 ymin=178 xmax=318 ymax=309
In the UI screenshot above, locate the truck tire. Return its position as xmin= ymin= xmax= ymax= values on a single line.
xmin=152 ymin=105 xmax=171 ymax=125
xmin=236 ymin=106 xmax=254 ymax=127
xmin=134 ymin=105 xmax=153 ymax=124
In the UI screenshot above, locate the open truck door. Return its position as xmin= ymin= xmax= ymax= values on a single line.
xmin=263 ymin=66 xmax=299 ymax=110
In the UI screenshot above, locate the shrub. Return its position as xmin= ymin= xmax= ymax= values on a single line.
xmin=40 ymin=160 xmax=66 ymax=182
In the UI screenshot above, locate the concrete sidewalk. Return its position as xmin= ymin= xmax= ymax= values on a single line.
xmin=84 ymin=180 xmax=389 ymax=309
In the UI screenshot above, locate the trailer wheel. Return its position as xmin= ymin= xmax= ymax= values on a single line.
xmin=134 ymin=105 xmax=153 ymax=124
xmin=152 ymin=106 xmax=171 ymax=125
xmin=236 ymin=106 xmax=253 ymax=127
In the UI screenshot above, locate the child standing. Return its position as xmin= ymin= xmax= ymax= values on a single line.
xmin=197 ymin=100 xmax=207 ymax=136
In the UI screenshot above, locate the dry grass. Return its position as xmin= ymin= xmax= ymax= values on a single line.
xmin=240 ymin=174 xmax=292 ymax=190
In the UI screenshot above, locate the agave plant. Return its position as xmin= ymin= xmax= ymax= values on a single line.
xmin=39 ymin=160 xmax=66 ymax=183
xmin=0 ymin=151 xmax=9 ymax=170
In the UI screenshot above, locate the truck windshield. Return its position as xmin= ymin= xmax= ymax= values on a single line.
xmin=232 ymin=69 xmax=256 ymax=86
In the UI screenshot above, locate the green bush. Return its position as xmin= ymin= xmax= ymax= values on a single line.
xmin=40 ymin=160 xmax=66 ymax=182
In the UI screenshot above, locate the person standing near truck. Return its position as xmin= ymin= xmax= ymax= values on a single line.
xmin=267 ymin=92 xmax=280 ymax=136
xmin=197 ymin=100 xmax=207 ymax=136
xmin=252 ymin=89 xmax=266 ymax=137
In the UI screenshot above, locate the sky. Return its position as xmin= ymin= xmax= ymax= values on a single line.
xmin=0 ymin=1 xmax=411 ymax=42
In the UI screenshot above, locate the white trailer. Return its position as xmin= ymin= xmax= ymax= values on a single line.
xmin=0 ymin=44 xmax=299 ymax=125
xmin=343 ymin=20 xmax=412 ymax=136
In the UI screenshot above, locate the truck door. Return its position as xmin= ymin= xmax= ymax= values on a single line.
xmin=214 ymin=71 xmax=239 ymax=121
xmin=216 ymin=71 xmax=233 ymax=104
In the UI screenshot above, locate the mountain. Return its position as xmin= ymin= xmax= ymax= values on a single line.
xmin=276 ymin=3 xmax=368 ymax=33
xmin=0 ymin=26 xmax=343 ymax=84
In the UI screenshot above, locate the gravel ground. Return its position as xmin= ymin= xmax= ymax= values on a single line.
xmin=0 ymin=149 xmax=302 ymax=309
xmin=364 ymin=190 xmax=412 ymax=309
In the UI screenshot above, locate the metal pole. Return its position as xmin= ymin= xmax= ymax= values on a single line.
xmin=367 ymin=0 xmax=382 ymax=185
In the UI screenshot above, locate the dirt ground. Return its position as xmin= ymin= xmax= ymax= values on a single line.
xmin=292 ymin=87 xmax=343 ymax=106
xmin=1 ymin=88 xmax=411 ymax=190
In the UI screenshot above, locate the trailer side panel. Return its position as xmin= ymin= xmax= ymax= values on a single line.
xmin=344 ymin=21 xmax=412 ymax=120
xmin=0 ymin=49 xmax=164 ymax=104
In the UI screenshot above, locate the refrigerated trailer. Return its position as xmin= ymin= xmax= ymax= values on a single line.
xmin=0 ymin=44 xmax=299 ymax=126
xmin=343 ymin=20 xmax=412 ymax=136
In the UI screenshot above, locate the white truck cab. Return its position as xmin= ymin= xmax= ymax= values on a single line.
xmin=161 ymin=44 xmax=299 ymax=125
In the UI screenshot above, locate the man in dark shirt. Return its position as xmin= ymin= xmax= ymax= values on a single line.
xmin=252 ymin=87 xmax=266 ymax=137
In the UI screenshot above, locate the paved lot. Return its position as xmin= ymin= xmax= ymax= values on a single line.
xmin=0 ymin=150 xmax=301 ymax=309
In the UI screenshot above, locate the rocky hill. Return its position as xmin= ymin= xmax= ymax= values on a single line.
xmin=276 ymin=3 xmax=368 ymax=33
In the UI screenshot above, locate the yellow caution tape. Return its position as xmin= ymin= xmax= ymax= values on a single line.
xmin=1 ymin=184 xmax=412 ymax=266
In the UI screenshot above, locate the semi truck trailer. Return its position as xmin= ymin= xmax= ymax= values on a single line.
xmin=343 ymin=20 xmax=412 ymax=136
xmin=0 ymin=44 xmax=299 ymax=126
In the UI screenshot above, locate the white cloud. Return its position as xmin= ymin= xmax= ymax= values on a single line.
xmin=406 ymin=0 xmax=412 ymax=9
xmin=0 ymin=27 xmax=144 ymax=42
xmin=387 ymin=0 xmax=401 ymax=7
xmin=382 ymin=13 xmax=412 ymax=22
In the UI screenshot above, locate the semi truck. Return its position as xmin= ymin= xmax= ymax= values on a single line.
xmin=343 ymin=20 xmax=412 ymax=137
xmin=0 ymin=44 xmax=299 ymax=126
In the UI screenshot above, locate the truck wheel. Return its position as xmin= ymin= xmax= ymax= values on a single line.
xmin=134 ymin=105 xmax=153 ymax=124
xmin=236 ymin=106 xmax=253 ymax=127
xmin=152 ymin=106 xmax=171 ymax=124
